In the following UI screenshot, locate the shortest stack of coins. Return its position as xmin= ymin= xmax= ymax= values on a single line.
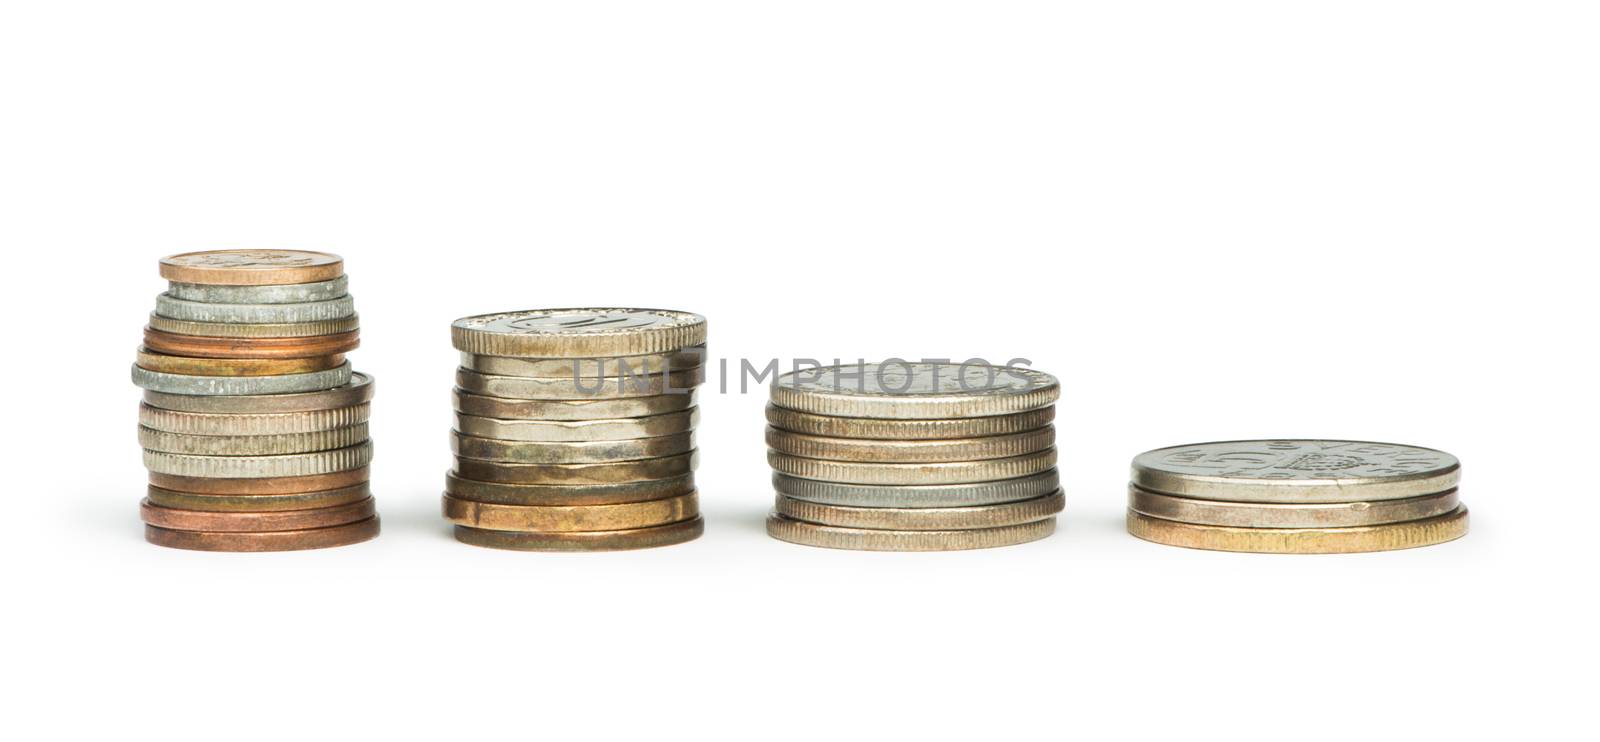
xmin=1126 ymin=440 xmax=1469 ymax=554
xmin=133 ymin=250 xmax=379 ymax=551
xmin=445 ymin=309 xmax=707 ymax=551
xmin=766 ymin=362 xmax=1064 ymax=551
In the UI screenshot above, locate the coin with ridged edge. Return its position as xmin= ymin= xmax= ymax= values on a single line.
xmin=1126 ymin=506 xmax=1470 ymax=554
xmin=446 ymin=472 xmax=695 ymax=506
xmin=143 ymin=442 xmax=373 ymax=478
xmin=139 ymin=403 xmax=371 ymax=436
xmin=771 ymin=362 xmax=1059 ymax=420
xmin=453 ymin=517 xmax=703 ymax=551
xmin=145 ymin=517 xmax=380 ymax=552
xmin=768 ymin=449 xmax=1056 ymax=485
xmin=139 ymin=423 xmax=369 ymax=456
xmin=159 ymin=250 xmax=345 ymax=286
xmin=132 ymin=362 xmax=351 ymax=396
xmin=766 ymin=405 xmax=1055 ymax=440
xmin=146 ymin=483 xmax=372 ymax=512
xmin=142 ymin=328 xmax=361 ymax=359
xmin=1131 ymin=440 xmax=1462 ymax=503
xmin=461 ymin=346 xmax=706 ymax=378
xmin=148 ymin=313 xmax=360 ymax=338
xmin=135 ymin=348 xmax=346 ymax=377
xmin=454 ymin=389 xmax=696 ymax=421
xmin=442 ymin=493 xmax=698 ymax=532
xmin=773 ymin=470 xmax=1060 ymax=508
xmin=451 ymin=308 xmax=706 ymax=358
xmin=455 ymin=366 xmax=703 ymax=400
xmin=143 ymin=373 xmax=374 ymax=414
xmin=766 ymin=426 xmax=1054 ymax=463
xmin=1128 ymin=486 xmax=1461 ymax=528
xmin=155 ymin=293 xmax=356 ymax=324
xmin=167 ymin=275 xmax=348 ymax=304
xmin=767 ymin=515 xmax=1056 ymax=551
xmin=148 ymin=468 xmax=369 ymax=495
xmin=454 ymin=410 xmax=697 ymax=442
xmin=454 ymin=451 xmax=696 ymax=485
xmin=141 ymin=497 xmax=375 ymax=532
xmin=776 ymin=490 xmax=1064 ymax=530
xmin=451 ymin=432 xmax=694 ymax=464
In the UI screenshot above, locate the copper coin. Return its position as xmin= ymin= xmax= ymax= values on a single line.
xmin=148 ymin=467 xmax=369 ymax=495
xmin=442 ymin=492 xmax=698 ymax=532
xmin=452 ymin=517 xmax=703 ymax=551
xmin=445 ymin=472 xmax=695 ymax=506
xmin=453 ymin=452 xmax=697 ymax=485
xmin=143 ymin=327 xmax=360 ymax=359
xmin=135 ymin=347 xmax=346 ymax=376
xmin=146 ymin=483 xmax=372 ymax=512
xmin=141 ymin=497 xmax=376 ymax=532
xmin=158 ymin=250 xmax=344 ymax=286
xmin=145 ymin=516 xmax=380 ymax=552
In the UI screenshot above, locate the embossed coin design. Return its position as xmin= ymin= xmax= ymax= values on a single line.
xmin=155 ymin=293 xmax=356 ymax=324
xmin=771 ymin=362 xmax=1059 ymax=419
xmin=158 ymin=250 xmax=345 ymax=285
xmin=167 ymin=275 xmax=349 ymax=304
xmin=1131 ymin=440 xmax=1462 ymax=503
xmin=451 ymin=308 xmax=707 ymax=357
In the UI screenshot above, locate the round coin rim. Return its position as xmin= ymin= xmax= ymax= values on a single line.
xmin=1127 ymin=486 xmax=1462 ymax=528
xmin=766 ymin=514 xmax=1056 ymax=552
xmin=1130 ymin=439 xmax=1463 ymax=503
xmin=450 ymin=308 xmax=707 ymax=358
xmin=1125 ymin=506 xmax=1471 ymax=554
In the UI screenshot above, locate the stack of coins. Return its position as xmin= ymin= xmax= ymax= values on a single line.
xmin=765 ymin=362 xmax=1064 ymax=551
xmin=1126 ymin=440 xmax=1469 ymax=553
xmin=444 ymin=309 xmax=707 ymax=551
xmin=133 ymin=250 xmax=379 ymax=551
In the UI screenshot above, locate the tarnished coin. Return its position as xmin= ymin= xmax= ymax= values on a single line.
xmin=143 ymin=442 xmax=373 ymax=478
xmin=776 ymin=491 xmax=1064 ymax=531
xmin=135 ymin=348 xmax=346 ymax=377
xmin=146 ymin=483 xmax=372 ymax=512
xmin=167 ymin=275 xmax=349 ymax=304
xmin=452 ymin=432 xmax=694 ymax=464
xmin=446 ymin=472 xmax=695 ymax=506
xmin=766 ymin=426 xmax=1054 ymax=463
xmin=454 ymin=389 xmax=696 ymax=421
xmin=149 ymin=468 xmax=369 ymax=495
xmin=771 ymin=362 xmax=1059 ymax=419
xmin=147 ymin=313 xmax=360 ymax=338
xmin=454 ymin=410 xmax=697 ymax=442
xmin=139 ymin=423 xmax=369 ymax=456
xmin=141 ymin=497 xmax=375 ymax=532
xmin=1126 ymin=506 xmax=1470 ymax=554
xmin=766 ymin=405 xmax=1055 ymax=440
xmin=773 ymin=470 xmax=1060 ymax=508
xmin=454 ymin=367 xmax=702 ymax=400
xmin=143 ymin=327 xmax=360 ymax=359
xmin=451 ymin=308 xmax=707 ymax=358
xmin=767 ymin=515 xmax=1056 ymax=552
xmin=155 ymin=293 xmax=356 ymax=324
xmin=442 ymin=493 xmax=698 ymax=532
xmin=140 ymin=403 xmax=371 ymax=436
xmin=1132 ymin=440 xmax=1461 ymax=503
xmin=454 ymin=451 xmax=696 ymax=485
xmin=146 ymin=517 xmax=380 ymax=552
xmin=768 ymin=449 xmax=1056 ymax=485
xmin=159 ymin=250 xmax=344 ymax=286
xmin=144 ymin=373 xmax=374 ymax=414
xmin=461 ymin=346 xmax=707 ymax=378
xmin=453 ymin=517 xmax=703 ymax=551
xmin=132 ymin=362 xmax=352 ymax=396
xmin=1128 ymin=486 xmax=1462 ymax=528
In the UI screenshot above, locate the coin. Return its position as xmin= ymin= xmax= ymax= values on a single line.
xmin=454 ymin=389 xmax=696 ymax=421
xmin=148 ymin=468 xmax=369 ymax=495
xmin=766 ymin=515 xmax=1056 ymax=551
xmin=776 ymin=491 xmax=1064 ymax=530
xmin=155 ymin=293 xmax=356 ymax=324
xmin=765 ymin=426 xmax=1054 ymax=463
xmin=132 ymin=362 xmax=352 ymax=396
xmin=1128 ymin=486 xmax=1461 ymax=528
xmin=158 ymin=250 xmax=344 ymax=286
xmin=451 ymin=432 xmax=694 ymax=464
xmin=773 ymin=470 xmax=1061 ymax=508
xmin=765 ymin=405 xmax=1055 ymax=440
xmin=167 ymin=276 xmax=349 ymax=304
xmin=767 ymin=449 xmax=1057 ymax=485
xmin=143 ymin=442 xmax=373 ymax=478
xmin=145 ymin=517 xmax=380 ymax=552
xmin=143 ymin=373 xmax=374 ymax=413
xmin=770 ymin=362 xmax=1059 ymax=419
xmin=141 ymin=497 xmax=375 ymax=532
xmin=441 ymin=493 xmax=698 ymax=532
xmin=452 ymin=517 xmax=703 ymax=551
xmin=446 ymin=472 xmax=695 ymax=506
xmin=147 ymin=313 xmax=360 ymax=338
xmin=146 ymin=483 xmax=372 ymax=512
xmin=143 ymin=327 xmax=361 ymax=359
xmin=139 ymin=423 xmax=369 ymax=455
xmin=451 ymin=308 xmax=707 ymax=357
xmin=1126 ymin=506 xmax=1470 ymax=554
xmin=135 ymin=348 xmax=346 ymax=376
xmin=1131 ymin=440 xmax=1461 ymax=503
xmin=461 ymin=346 xmax=706 ymax=378
xmin=453 ymin=410 xmax=698 ymax=442
xmin=454 ymin=451 xmax=696 ymax=485
xmin=454 ymin=367 xmax=702 ymax=401
xmin=139 ymin=403 xmax=371 ymax=436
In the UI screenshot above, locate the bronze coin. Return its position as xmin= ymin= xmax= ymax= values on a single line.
xmin=148 ymin=467 xmax=369 ymax=495
xmin=442 ymin=492 xmax=698 ymax=532
xmin=452 ymin=517 xmax=703 ymax=551
xmin=143 ymin=328 xmax=360 ymax=359
xmin=135 ymin=347 xmax=346 ymax=376
xmin=445 ymin=472 xmax=695 ymax=506
xmin=141 ymin=497 xmax=376 ymax=532
xmin=145 ymin=516 xmax=380 ymax=552
xmin=453 ymin=452 xmax=697 ymax=485
xmin=158 ymin=250 xmax=344 ymax=286
xmin=146 ymin=483 xmax=372 ymax=512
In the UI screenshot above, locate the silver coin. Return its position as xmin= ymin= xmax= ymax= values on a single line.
xmin=451 ymin=431 xmax=696 ymax=464
xmin=455 ymin=366 xmax=703 ymax=400
xmin=461 ymin=346 xmax=706 ymax=379
xmin=131 ymin=362 xmax=352 ymax=396
xmin=772 ymin=470 xmax=1060 ymax=508
xmin=167 ymin=276 xmax=349 ymax=304
xmin=451 ymin=308 xmax=707 ymax=357
xmin=143 ymin=441 xmax=373 ymax=478
xmin=143 ymin=373 xmax=375 ymax=414
xmin=453 ymin=389 xmax=697 ymax=421
xmin=138 ymin=423 xmax=369 ymax=456
xmin=1131 ymin=440 xmax=1461 ymax=503
xmin=139 ymin=403 xmax=372 ymax=435
xmin=768 ymin=449 xmax=1057 ymax=485
xmin=454 ymin=410 xmax=698 ymax=442
xmin=1127 ymin=486 xmax=1462 ymax=528
xmin=155 ymin=293 xmax=356 ymax=324
xmin=771 ymin=362 xmax=1059 ymax=419
xmin=767 ymin=515 xmax=1056 ymax=552
xmin=775 ymin=491 xmax=1065 ymax=531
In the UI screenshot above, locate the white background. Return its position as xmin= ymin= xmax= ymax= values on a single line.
xmin=3 ymin=2 xmax=1595 ymax=740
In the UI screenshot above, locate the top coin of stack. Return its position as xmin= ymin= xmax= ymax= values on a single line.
xmin=1125 ymin=440 xmax=1468 ymax=553
xmin=132 ymin=250 xmax=379 ymax=551
xmin=444 ymin=308 xmax=707 ymax=551
xmin=765 ymin=362 xmax=1064 ymax=551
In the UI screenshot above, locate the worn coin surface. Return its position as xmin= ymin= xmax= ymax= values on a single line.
xmin=143 ymin=442 xmax=373 ymax=478
xmin=453 ymin=410 xmax=697 ymax=442
xmin=766 ymin=405 xmax=1055 ymax=440
xmin=143 ymin=373 xmax=374 ymax=414
xmin=766 ymin=427 xmax=1054 ymax=463
xmin=454 ymin=451 xmax=697 ymax=485
xmin=768 ymin=449 xmax=1056 ymax=485
xmin=159 ymin=250 xmax=345 ymax=286
xmin=167 ymin=275 xmax=349 ymax=304
xmin=148 ymin=313 xmax=360 ymax=338
xmin=453 ymin=517 xmax=703 ymax=551
xmin=771 ymin=362 xmax=1059 ymax=419
xmin=766 ymin=515 xmax=1056 ymax=551
xmin=141 ymin=497 xmax=375 ymax=532
xmin=155 ymin=293 xmax=356 ymax=324
xmin=132 ymin=362 xmax=352 ymax=396
xmin=442 ymin=493 xmax=698 ymax=532
xmin=454 ymin=389 xmax=696 ymax=421
xmin=451 ymin=308 xmax=707 ymax=358
xmin=451 ymin=432 xmax=694 ymax=464
xmin=776 ymin=491 xmax=1064 ymax=530
xmin=773 ymin=470 xmax=1060 ymax=508
xmin=139 ymin=423 xmax=369 ymax=456
xmin=143 ymin=327 xmax=361 ymax=359
xmin=455 ymin=367 xmax=703 ymax=400
xmin=446 ymin=472 xmax=695 ymax=506
xmin=140 ymin=403 xmax=371 ymax=436
xmin=1126 ymin=506 xmax=1470 ymax=554
xmin=1128 ymin=486 xmax=1461 ymax=528
xmin=135 ymin=348 xmax=346 ymax=377
xmin=461 ymin=346 xmax=706 ymax=378
xmin=146 ymin=483 xmax=372 ymax=512
xmin=1131 ymin=440 xmax=1461 ymax=503
xmin=148 ymin=468 xmax=369 ymax=495
xmin=146 ymin=517 xmax=380 ymax=551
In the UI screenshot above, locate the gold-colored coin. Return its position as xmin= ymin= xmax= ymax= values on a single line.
xmin=148 ymin=467 xmax=369 ymax=495
xmin=147 ymin=313 xmax=360 ymax=338
xmin=775 ymin=491 xmax=1064 ymax=530
xmin=146 ymin=517 xmax=379 ymax=552
xmin=442 ymin=492 xmax=698 ymax=532
xmin=1128 ymin=486 xmax=1461 ymax=528
xmin=766 ymin=515 xmax=1056 ymax=552
xmin=453 ymin=517 xmax=703 ymax=551
xmin=146 ymin=483 xmax=372 ymax=512
xmin=141 ymin=497 xmax=375 ymax=532
xmin=143 ymin=327 xmax=361 ymax=359
xmin=446 ymin=472 xmax=695 ymax=506
xmin=765 ymin=405 xmax=1055 ymax=440
xmin=454 ymin=390 xmax=697 ymax=421
xmin=135 ymin=348 xmax=346 ymax=376
xmin=768 ymin=449 xmax=1057 ymax=485
xmin=159 ymin=249 xmax=345 ymax=286
xmin=1125 ymin=506 xmax=1470 ymax=554
xmin=454 ymin=451 xmax=697 ymax=485
xmin=766 ymin=426 xmax=1054 ymax=463
xmin=451 ymin=432 xmax=693 ymax=464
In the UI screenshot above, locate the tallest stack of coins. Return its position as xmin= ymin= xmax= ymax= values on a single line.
xmin=133 ymin=250 xmax=379 ymax=551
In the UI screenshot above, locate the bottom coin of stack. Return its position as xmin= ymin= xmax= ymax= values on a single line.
xmin=1125 ymin=439 xmax=1469 ymax=554
xmin=763 ymin=362 xmax=1065 ymax=551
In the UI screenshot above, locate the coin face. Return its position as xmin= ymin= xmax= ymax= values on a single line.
xmin=451 ymin=308 xmax=707 ymax=357
xmin=1132 ymin=440 xmax=1461 ymax=503
xmin=771 ymin=362 xmax=1059 ymax=419
xmin=159 ymin=250 xmax=344 ymax=286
